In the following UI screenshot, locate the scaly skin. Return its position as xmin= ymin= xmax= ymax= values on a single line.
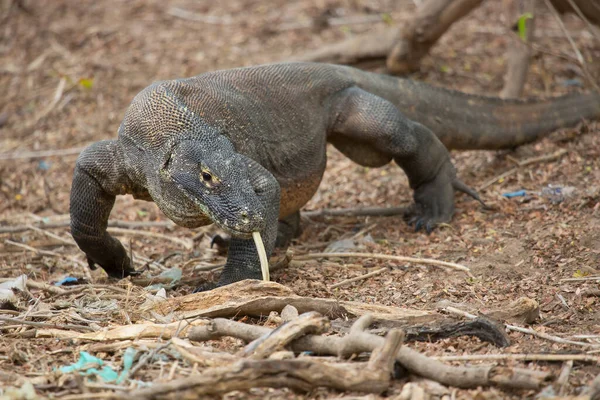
xmin=70 ymin=62 xmax=600 ymax=286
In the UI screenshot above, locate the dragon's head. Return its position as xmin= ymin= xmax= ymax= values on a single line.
xmin=160 ymin=137 xmax=266 ymax=237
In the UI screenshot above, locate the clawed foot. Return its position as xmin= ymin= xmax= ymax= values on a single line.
xmin=86 ymin=249 xmax=138 ymax=279
xmin=405 ymin=162 xmax=482 ymax=233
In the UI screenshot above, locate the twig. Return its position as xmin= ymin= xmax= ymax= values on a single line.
xmin=560 ymin=276 xmax=600 ymax=282
xmin=543 ymin=0 xmax=600 ymax=91
xmin=436 ymin=354 xmax=599 ymax=363
xmin=30 ymin=77 xmax=66 ymax=127
xmin=4 ymin=239 xmax=87 ymax=268
xmin=0 ymin=315 xmax=95 ymax=332
xmin=26 ymin=225 xmax=74 ymax=245
xmin=478 ymin=149 xmax=567 ymax=191
xmin=330 ymin=267 xmax=389 ymax=289
xmin=294 ymin=252 xmax=470 ymax=273
xmin=303 ymin=206 xmax=407 ymax=218
xmin=167 ymin=7 xmax=232 ymax=25
xmin=107 ymin=227 xmax=193 ymax=250
xmin=444 ymin=306 xmax=600 ymax=348
xmin=565 ymin=0 xmax=600 ymax=41
xmin=0 ymin=218 xmax=176 ymax=234
xmin=188 ymin=315 xmax=552 ymax=390
xmin=0 ymin=146 xmax=86 ymax=161
xmin=556 ymin=360 xmax=573 ymax=396
xmin=0 ymin=278 xmax=66 ymax=296
xmin=506 ymin=324 xmax=600 ymax=348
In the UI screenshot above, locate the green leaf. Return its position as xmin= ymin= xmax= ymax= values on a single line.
xmin=381 ymin=13 xmax=393 ymax=25
xmin=517 ymin=12 xmax=533 ymax=42
xmin=78 ymin=77 xmax=94 ymax=90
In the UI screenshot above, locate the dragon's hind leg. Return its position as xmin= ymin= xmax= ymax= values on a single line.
xmin=327 ymin=86 xmax=479 ymax=232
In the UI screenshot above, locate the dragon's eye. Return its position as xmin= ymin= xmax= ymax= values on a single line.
xmin=201 ymin=171 xmax=212 ymax=182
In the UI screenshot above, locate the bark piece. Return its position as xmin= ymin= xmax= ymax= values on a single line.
xmin=150 ymin=280 xmax=437 ymax=324
xmin=386 ymin=0 xmax=484 ymax=75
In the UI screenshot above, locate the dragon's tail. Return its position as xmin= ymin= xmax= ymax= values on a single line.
xmin=348 ymin=67 xmax=600 ymax=150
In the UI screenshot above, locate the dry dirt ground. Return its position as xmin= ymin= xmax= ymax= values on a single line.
xmin=1 ymin=0 xmax=600 ymax=398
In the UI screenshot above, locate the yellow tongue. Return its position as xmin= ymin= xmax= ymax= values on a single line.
xmin=252 ymin=231 xmax=269 ymax=281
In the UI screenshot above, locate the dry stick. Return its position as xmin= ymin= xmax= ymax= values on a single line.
xmin=556 ymin=360 xmax=574 ymax=396
xmin=0 ymin=315 xmax=95 ymax=332
xmin=293 ymin=28 xmax=398 ymax=64
xmin=294 ymin=252 xmax=470 ymax=273
xmin=478 ymin=149 xmax=567 ymax=191
xmin=4 ymin=239 xmax=87 ymax=268
xmin=543 ymin=0 xmax=600 ymax=91
xmin=167 ymin=7 xmax=233 ymax=25
xmin=0 ymin=146 xmax=83 ymax=161
xmin=276 ymin=14 xmax=395 ymax=32
xmin=507 ymin=325 xmax=600 ymax=348
xmin=107 ymin=227 xmax=192 ymax=250
xmin=26 ymin=224 xmax=74 ymax=245
xmin=444 ymin=306 xmax=600 ymax=348
xmin=303 ymin=206 xmax=406 ymax=218
xmin=585 ymin=371 xmax=600 ymax=399
xmin=560 ymin=276 xmax=600 ymax=282
xmin=436 ymin=354 xmax=599 ymax=363
xmin=0 ymin=219 xmax=176 ymax=234
xmin=565 ymin=0 xmax=600 ymax=41
xmin=241 ymin=311 xmax=330 ymax=359
xmin=188 ymin=315 xmax=552 ymax=390
xmin=330 ymin=267 xmax=389 ymax=289
xmin=0 ymin=278 xmax=67 ymax=296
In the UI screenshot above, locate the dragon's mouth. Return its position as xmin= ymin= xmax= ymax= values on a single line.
xmin=172 ymin=180 xmax=262 ymax=238
xmin=214 ymin=221 xmax=255 ymax=239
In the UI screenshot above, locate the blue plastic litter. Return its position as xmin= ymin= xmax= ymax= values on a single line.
xmin=502 ymin=190 xmax=527 ymax=198
xmin=38 ymin=160 xmax=51 ymax=171
xmin=55 ymin=277 xmax=80 ymax=286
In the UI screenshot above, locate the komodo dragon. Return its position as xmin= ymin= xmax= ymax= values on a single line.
xmin=70 ymin=62 xmax=600 ymax=287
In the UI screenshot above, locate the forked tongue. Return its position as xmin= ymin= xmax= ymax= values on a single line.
xmin=252 ymin=231 xmax=270 ymax=281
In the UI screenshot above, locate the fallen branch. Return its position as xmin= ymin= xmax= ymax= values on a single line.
xmin=292 ymin=28 xmax=398 ymax=65
xmin=188 ymin=315 xmax=552 ymax=390
xmin=241 ymin=311 xmax=330 ymax=359
xmin=126 ymin=317 xmax=404 ymax=398
xmin=386 ymin=0 xmax=484 ymax=74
